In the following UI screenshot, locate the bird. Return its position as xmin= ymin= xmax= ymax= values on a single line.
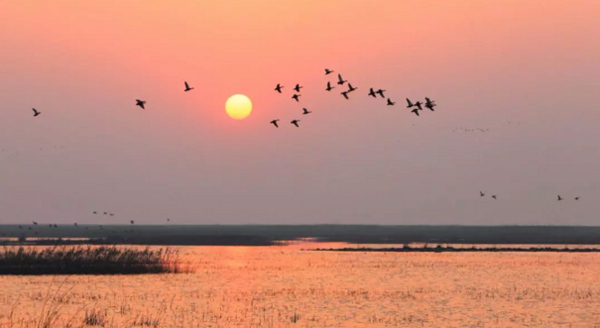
xmin=411 ymin=108 xmax=420 ymax=116
xmin=32 ymin=221 xmax=38 ymax=225
xmin=270 ymin=119 xmax=280 ymax=128
xmin=135 ymin=99 xmax=146 ymax=109
xmin=184 ymin=81 xmax=194 ymax=92
xmin=302 ymin=108 xmax=312 ymax=115
xmin=368 ymin=88 xmax=377 ymax=98
xmin=325 ymin=68 xmax=334 ymax=75
xmin=109 ymin=213 xmax=114 ymax=216
xmin=103 ymin=212 xmax=108 ymax=215
xmin=274 ymin=84 xmax=283 ymax=93
xmin=130 ymin=220 xmax=135 ymax=225
xmin=575 ymin=196 xmax=580 ymax=200
xmin=32 ymin=108 xmax=41 ymax=117
xmin=347 ymin=83 xmax=357 ymax=93
xmin=53 ymin=224 xmax=58 ymax=228
xmin=326 ymin=82 xmax=335 ymax=91
xmin=491 ymin=195 xmax=497 ymax=199
xmin=387 ymin=98 xmax=395 ymax=106
xmin=93 ymin=211 xmax=97 ymax=215
xmin=291 ymin=94 xmax=301 ymax=102
xmin=167 ymin=218 xmax=170 ymax=222
xmin=480 ymin=191 xmax=485 ymax=197
xmin=341 ymin=91 xmax=350 ymax=100
xmin=557 ymin=195 xmax=563 ymax=201
xmin=414 ymin=101 xmax=423 ymax=111
xmin=290 ymin=120 xmax=300 ymax=127
xmin=337 ymin=74 xmax=347 ymax=85
xmin=74 ymin=223 xmax=78 ymax=227
xmin=425 ymin=97 xmax=437 ymax=111
xmin=294 ymin=84 xmax=303 ymax=92
xmin=376 ymin=89 xmax=386 ymax=98
xmin=406 ymin=98 xmax=417 ymax=109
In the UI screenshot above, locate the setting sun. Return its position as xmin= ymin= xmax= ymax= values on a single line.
xmin=225 ymin=94 xmax=252 ymax=120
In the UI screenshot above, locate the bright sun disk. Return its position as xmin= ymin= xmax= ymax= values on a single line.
xmin=225 ymin=94 xmax=252 ymax=120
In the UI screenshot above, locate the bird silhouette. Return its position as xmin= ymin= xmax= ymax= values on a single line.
xmin=387 ymin=98 xmax=395 ymax=106
xmin=368 ymin=88 xmax=377 ymax=98
xmin=337 ymin=74 xmax=347 ymax=85
xmin=74 ymin=223 xmax=78 ymax=227
xmin=302 ymin=108 xmax=312 ymax=115
xmin=291 ymin=94 xmax=301 ymax=102
xmin=480 ymin=191 xmax=485 ymax=197
xmin=32 ymin=108 xmax=41 ymax=117
xmin=347 ymin=83 xmax=357 ymax=92
xmin=274 ymin=84 xmax=283 ymax=93
xmin=376 ymin=89 xmax=386 ymax=98
xmin=136 ymin=99 xmax=146 ymax=109
xmin=184 ymin=81 xmax=194 ymax=92
xmin=326 ymin=82 xmax=335 ymax=91
xmin=411 ymin=108 xmax=420 ymax=116
xmin=93 ymin=211 xmax=97 ymax=214
xmin=294 ymin=84 xmax=303 ymax=92
xmin=32 ymin=221 xmax=38 ymax=225
xmin=341 ymin=91 xmax=350 ymax=100
xmin=270 ymin=119 xmax=280 ymax=128
xmin=325 ymin=68 xmax=334 ymax=75
xmin=557 ymin=195 xmax=563 ymax=201
xmin=290 ymin=120 xmax=300 ymax=127
xmin=575 ymin=196 xmax=580 ymax=200
xmin=406 ymin=98 xmax=417 ymax=109
xmin=491 ymin=195 xmax=497 ymax=199
xmin=53 ymin=224 xmax=58 ymax=228
xmin=167 ymin=218 xmax=171 ymax=222
xmin=103 ymin=212 xmax=108 ymax=215
xmin=130 ymin=220 xmax=135 ymax=225
xmin=414 ymin=101 xmax=423 ymax=110
xmin=425 ymin=97 xmax=436 ymax=111
xmin=110 ymin=213 xmax=114 ymax=216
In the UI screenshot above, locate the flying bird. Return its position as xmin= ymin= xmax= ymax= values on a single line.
xmin=368 ymin=88 xmax=377 ymax=98
xmin=557 ymin=195 xmax=563 ymax=201
xmin=103 ymin=212 xmax=108 ymax=215
xmin=325 ymin=68 xmax=334 ymax=75
xmin=480 ymin=191 xmax=485 ymax=197
xmin=337 ymin=74 xmax=347 ymax=85
xmin=135 ymin=99 xmax=146 ymax=109
xmin=290 ymin=120 xmax=300 ymax=127
xmin=184 ymin=81 xmax=194 ymax=92
xmin=575 ymin=196 xmax=580 ymax=200
xmin=491 ymin=195 xmax=497 ymax=199
xmin=274 ymin=84 xmax=283 ymax=93
xmin=32 ymin=221 xmax=37 ymax=225
xmin=376 ymin=89 xmax=386 ymax=98
xmin=74 ymin=223 xmax=78 ymax=227
xmin=425 ymin=97 xmax=437 ymax=111
xmin=93 ymin=211 xmax=97 ymax=215
xmin=414 ymin=101 xmax=423 ymax=110
xmin=130 ymin=220 xmax=135 ymax=225
xmin=411 ymin=108 xmax=420 ymax=116
xmin=387 ymin=98 xmax=395 ymax=106
xmin=32 ymin=108 xmax=41 ymax=117
xmin=291 ymin=94 xmax=301 ymax=102
xmin=302 ymin=108 xmax=312 ymax=115
xmin=341 ymin=91 xmax=350 ymax=100
xmin=347 ymin=83 xmax=357 ymax=92
xmin=270 ymin=119 xmax=280 ymax=128
xmin=406 ymin=98 xmax=417 ymax=109
xmin=294 ymin=84 xmax=303 ymax=92
xmin=326 ymin=82 xmax=335 ymax=91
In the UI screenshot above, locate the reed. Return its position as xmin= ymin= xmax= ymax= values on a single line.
xmin=0 ymin=246 xmax=184 ymax=275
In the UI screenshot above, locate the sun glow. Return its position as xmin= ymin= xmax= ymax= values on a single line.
xmin=225 ymin=94 xmax=252 ymax=120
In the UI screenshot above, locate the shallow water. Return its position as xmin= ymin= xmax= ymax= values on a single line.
xmin=1 ymin=243 xmax=599 ymax=327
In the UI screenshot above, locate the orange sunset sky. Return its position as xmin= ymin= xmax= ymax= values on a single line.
xmin=0 ymin=1 xmax=599 ymax=224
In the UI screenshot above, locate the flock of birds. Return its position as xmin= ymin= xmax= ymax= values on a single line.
xmin=269 ymin=68 xmax=438 ymax=128
xmin=479 ymin=191 xmax=581 ymax=201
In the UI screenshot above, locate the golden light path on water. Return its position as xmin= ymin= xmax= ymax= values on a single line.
xmin=1 ymin=243 xmax=599 ymax=327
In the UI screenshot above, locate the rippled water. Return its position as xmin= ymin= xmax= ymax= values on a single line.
xmin=1 ymin=243 xmax=599 ymax=327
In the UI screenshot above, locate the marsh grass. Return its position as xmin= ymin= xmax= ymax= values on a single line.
xmin=0 ymin=246 xmax=185 ymax=275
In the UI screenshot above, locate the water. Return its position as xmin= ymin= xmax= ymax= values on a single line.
xmin=1 ymin=243 xmax=599 ymax=327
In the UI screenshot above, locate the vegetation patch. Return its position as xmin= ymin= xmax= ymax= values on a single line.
xmin=0 ymin=246 xmax=185 ymax=275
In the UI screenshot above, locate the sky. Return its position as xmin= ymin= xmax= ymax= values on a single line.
xmin=1 ymin=1 xmax=599 ymax=225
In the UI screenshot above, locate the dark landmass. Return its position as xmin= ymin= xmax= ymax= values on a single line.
xmin=1 ymin=225 xmax=600 ymax=246
xmin=314 ymin=245 xmax=600 ymax=253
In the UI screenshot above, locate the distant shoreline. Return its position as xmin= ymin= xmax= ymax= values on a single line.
xmin=313 ymin=245 xmax=600 ymax=253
